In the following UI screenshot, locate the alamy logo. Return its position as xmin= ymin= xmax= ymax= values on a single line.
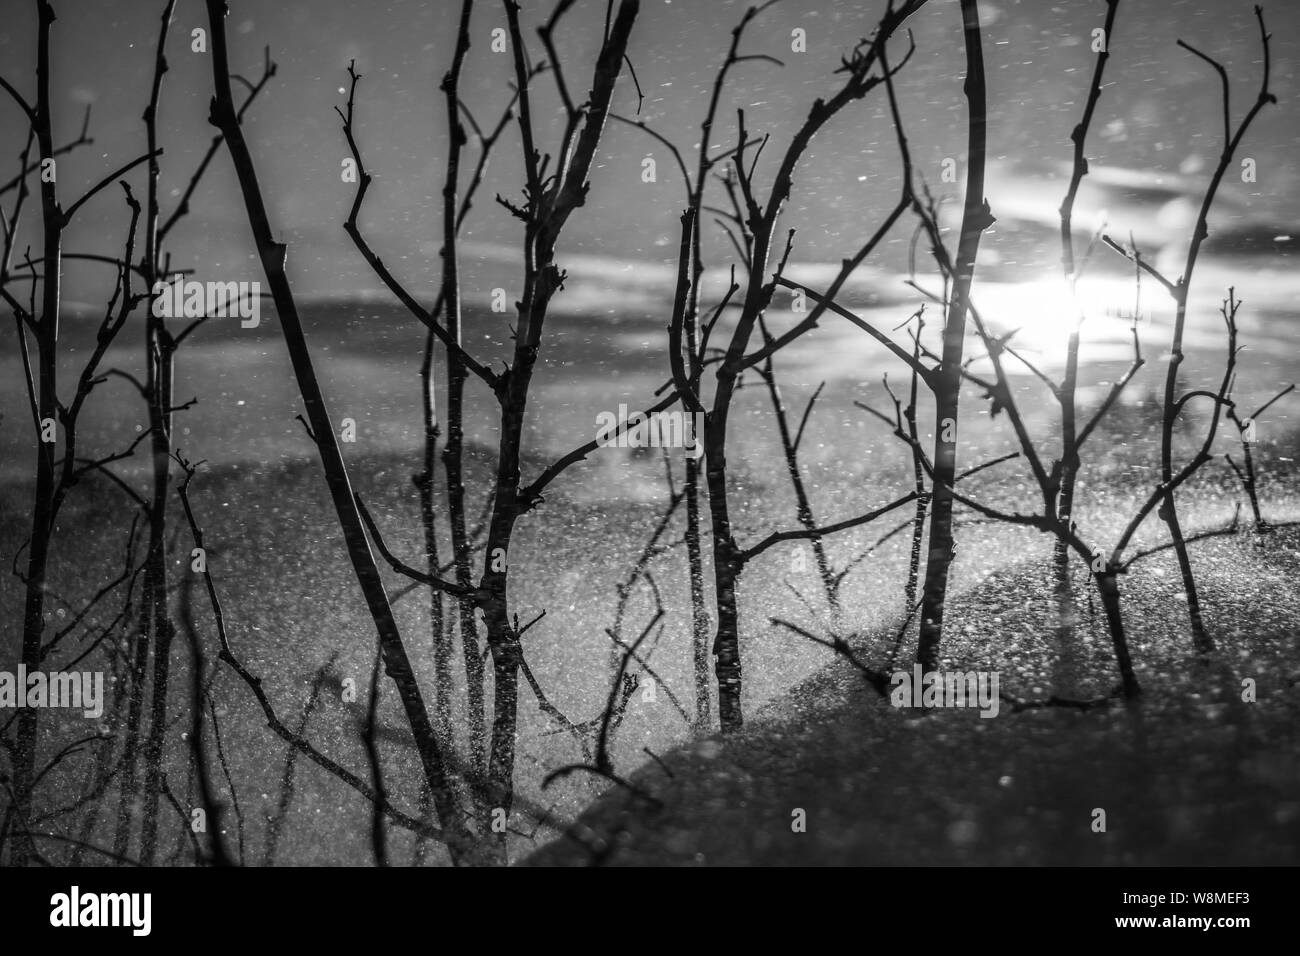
xmin=889 ymin=665 xmax=1000 ymax=717
xmin=151 ymin=274 xmax=261 ymax=328
xmin=0 ymin=666 xmax=104 ymax=718
xmin=50 ymin=886 xmax=151 ymax=936
xmin=595 ymin=405 xmax=704 ymax=459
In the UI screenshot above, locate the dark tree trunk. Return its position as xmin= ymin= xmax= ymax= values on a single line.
xmin=13 ymin=0 xmax=61 ymax=868
xmin=1094 ymin=570 xmax=1141 ymax=700
xmin=418 ymin=328 xmax=453 ymax=749
xmin=916 ymin=0 xmax=989 ymax=674
xmin=203 ymin=0 xmax=477 ymax=864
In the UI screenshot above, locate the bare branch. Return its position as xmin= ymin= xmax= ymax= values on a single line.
xmin=741 ymin=490 xmax=918 ymax=563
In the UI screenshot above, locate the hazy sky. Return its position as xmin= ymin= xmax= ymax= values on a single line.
xmin=2 ymin=0 xmax=1298 ymax=307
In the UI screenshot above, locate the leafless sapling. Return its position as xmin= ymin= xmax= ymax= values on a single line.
xmin=202 ymin=0 xmax=483 ymax=865
xmin=1 ymin=2 xmax=158 ymax=859
xmin=1100 ymin=4 xmax=1275 ymax=653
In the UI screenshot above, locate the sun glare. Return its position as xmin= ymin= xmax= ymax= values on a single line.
xmin=972 ymin=274 xmax=1144 ymax=368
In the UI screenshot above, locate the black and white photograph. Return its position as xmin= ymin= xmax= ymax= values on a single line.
xmin=0 ymin=0 xmax=1296 ymax=925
